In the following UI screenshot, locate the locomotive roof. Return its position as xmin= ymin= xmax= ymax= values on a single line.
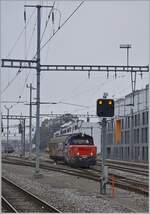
xmin=50 ymin=133 xmax=93 ymax=144
xmin=56 ymin=132 xmax=92 ymax=139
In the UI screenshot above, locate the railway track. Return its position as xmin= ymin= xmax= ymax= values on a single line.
xmin=7 ymin=155 xmax=149 ymax=175
xmin=96 ymin=159 xmax=149 ymax=176
xmin=2 ymin=157 xmax=149 ymax=196
xmin=9 ymin=155 xmax=149 ymax=176
xmin=2 ymin=176 xmax=61 ymax=213
xmin=2 ymin=196 xmax=17 ymax=213
xmin=106 ymin=159 xmax=148 ymax=169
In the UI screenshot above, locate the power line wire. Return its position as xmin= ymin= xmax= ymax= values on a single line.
xmin=2 ymin=7 xmax=36 ymax=101
xmin=2 ymin=12 xmax=37 ymax=102
xmin=59 ymin=101 xmax=89 ymax=108
xmin=40 ymin=1 xmax=84 ymax=52
xmin=2 ymin=2 xmax=85 ymax=107
xmin=26 ymin=18 xmax=37 ymax=57
xmin=40 ymin=1 xmax=55 ymax=42
xmin=2 ymin=70 xmax=21 ymax=95
xmin=60 ymin=75 xmax=127 ymax=103
xmin=6 ymin=8 xmax=36 ymax=58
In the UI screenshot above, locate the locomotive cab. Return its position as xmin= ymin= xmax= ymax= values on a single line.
xmin=48 ymin=133 xmax=97 ymax=167
xmin=66 ymin=133 xmax=97 ymax=167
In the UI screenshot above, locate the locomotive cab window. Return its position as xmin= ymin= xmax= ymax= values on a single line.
xmin=70 ymin=135 xmax=94 ymax=145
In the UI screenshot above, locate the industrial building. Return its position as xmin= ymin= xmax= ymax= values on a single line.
xmin=106 ymin=84 xmax=149 ymax=162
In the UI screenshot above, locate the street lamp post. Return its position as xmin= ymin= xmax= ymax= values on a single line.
xmin=120 ymin=44 xmax=135 ymax=105
xmin=120 ymin=44 xmax=131 ymax=67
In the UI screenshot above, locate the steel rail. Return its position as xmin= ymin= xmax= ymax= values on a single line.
xmin=97 ymin=159 xmax=148 ymax=169
xmin=96 ymin=163 xmax=148 ymax=176
xmin=2 ymin=158 xmax=148 ymax=196
xmin=107 ymin=165 xmax=148 ymax=176
xmin=1 ymin=196 xmax=17 ymax=213
xmin=2 ymin=176 xmax=61 ymax=213
xmin=96 ymin=160 xmax=148 ymax=176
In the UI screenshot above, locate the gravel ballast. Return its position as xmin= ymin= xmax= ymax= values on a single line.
xmin=2 ymin=163 xmax=149 ymax=213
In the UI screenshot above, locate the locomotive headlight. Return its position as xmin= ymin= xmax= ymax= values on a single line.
xmin=90 ymin=152 xmax=93 ymax=156
xmin=77 ymin=152 xmax=80 ymax=156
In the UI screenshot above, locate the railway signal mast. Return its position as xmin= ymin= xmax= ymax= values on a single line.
xmin=97 ymin=94 xmax=114 ymax=194
xmin=1 ymin=4 xmax=149 ymax=177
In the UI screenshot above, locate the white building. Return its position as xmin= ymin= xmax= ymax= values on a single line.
xmin=106 ymin=84 xmax=149 ymax=162
xmin=53 ymin=120 xmax=101 ymax=152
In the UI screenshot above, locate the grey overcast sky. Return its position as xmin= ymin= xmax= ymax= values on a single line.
xmin=1 ymin=0 xmax=149 ymax=126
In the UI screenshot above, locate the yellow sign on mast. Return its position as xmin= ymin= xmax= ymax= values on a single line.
xmin=115 ymin=119 xmax=121 ymax=144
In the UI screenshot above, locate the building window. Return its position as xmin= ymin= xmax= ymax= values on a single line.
xmin=134 ymin=114 xmax=138 ymax=127
xmin=134 ymin=130 xmax=136 ymax=144
xmin=125 ymin=117 xmax=128 ymax=129
xmin=146 ymin=147 xmax=148 ymax=161
xmin=121 ymin=147 xmax=123 ymax=159
xmin=111 ymin=120 xmax=114 ymax=130
xmin=127 ymin=147 xmax=130 ymax=159
xmin=142 ymin=147 xmax=144 ymax=161
xmin=121 ymin=131 xmax=123 ymax=144
xmin=142 ymin=112 xmax=145 ymax=125
xmin=134 ymin=128 xmax=139 ymax=144
xmin=138 ymin=113 xmax=140 ymax=126
xmin=125 ymin=117 xmax=130 ymax=129
xmin=146 ymin=111 xmax=148 ymax=125
xmin=145 ymin=127 xmax=148 ymax=143
xmin=142 ymin=127 xmax=148 ymax=143
xmin=127 ymin=117 xmax=130 ymax=128
xmin=137 ymin=129 xmax=139 ymax=143
xmin=121 ymin=119 xmax=124 ymax=129
xmin=107 ymin=147 xmax=111 ymax=158
xmin=142 ymin=128 xmax=144 ymax=143
xmin=125 ymin=130 xmax=130 ymax=144
xmin=137 ymin=147 xmax=140 ymax=160
xmin=142 ymin=111 xmax=148 ymax=125
xmin=107 ymin=121 xmax=113 ymax=131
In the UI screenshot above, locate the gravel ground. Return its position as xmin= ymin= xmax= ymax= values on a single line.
xmin=2 ymin=163 xmax=149 ymax=213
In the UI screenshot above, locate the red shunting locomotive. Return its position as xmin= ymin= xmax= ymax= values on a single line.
xmin=48 ymin=133 xmax=97 ymax=167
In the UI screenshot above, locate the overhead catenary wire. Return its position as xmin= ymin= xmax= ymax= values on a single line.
xmin=2 ymin=7 xmax=36 ymax=97
xmin=40 ymin=1 xmax=55 ymax=43
xmin=15 ymin=18 xmax=38 ymax=104
xmin=32 ymin=1 xmax=84 ymax=61
xmin=6 ymin=7 xmax=36 ymax=58
xmin=40 ymin=1 xmax=84 ymax=52
xmin=58 ymin=75 xmax=128 ymax=115
xmin=18 ymin=4 xmax=36 ymax=100
xmin=2 ymin=70 xmax=21 ymax=95
xmin=58 ymin=101 xmax=89 ymax=108
xmin=2 ymin=9 xmax=37 ymax=109
xmin=26 ymin=18 xmax=37 ymax=57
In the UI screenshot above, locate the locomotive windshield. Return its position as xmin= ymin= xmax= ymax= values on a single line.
xmin=69 ymin=135 xmax=94 ymax=145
